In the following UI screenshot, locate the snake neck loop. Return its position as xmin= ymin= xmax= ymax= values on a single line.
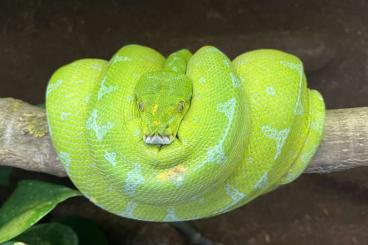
xmin=125 ymin=46 xmax=248 ymax=204
xmin=162 ymin=49 xmax=192 ymax=74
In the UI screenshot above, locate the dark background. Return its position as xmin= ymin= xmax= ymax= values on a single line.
xmin=1 ymin=0 xmax=368 ymax=244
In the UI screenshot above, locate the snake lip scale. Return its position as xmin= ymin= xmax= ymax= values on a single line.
xmin=144 ymin=134 xmax=173 ymax=145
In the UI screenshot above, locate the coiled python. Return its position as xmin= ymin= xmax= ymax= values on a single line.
xmin=46 ymin=45 xmax=325 ymax=221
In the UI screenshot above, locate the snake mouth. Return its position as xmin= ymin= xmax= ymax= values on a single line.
xmin=144 ymin=134 xmax=174 ymax=145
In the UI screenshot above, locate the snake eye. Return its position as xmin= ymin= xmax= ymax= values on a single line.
xmin=138 ymin=102 xmax=144 ymax=112
xmin=177 ymin=101 xmax=185 ymax=112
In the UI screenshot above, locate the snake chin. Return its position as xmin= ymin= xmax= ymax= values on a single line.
xmin=144 ymin=134 xmax=174 ymax=145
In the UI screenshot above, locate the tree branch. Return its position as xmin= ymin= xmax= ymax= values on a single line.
xmin=0 ymin=97 xmax=367 ymax=177
xmin=0 ymin=98 xmax=64 ymax=176
xmin=305 ymin=106 xmax=368 ymax=173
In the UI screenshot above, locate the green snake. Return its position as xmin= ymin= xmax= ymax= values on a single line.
xmin=46 ymin=45 xmax=325 ymax=221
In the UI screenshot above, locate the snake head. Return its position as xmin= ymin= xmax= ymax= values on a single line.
xmin=134 ymin=71 xmax=193 ymax=146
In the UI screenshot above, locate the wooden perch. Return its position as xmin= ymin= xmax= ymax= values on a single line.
xmin=0 ymin=97 xmax=367 ymax=177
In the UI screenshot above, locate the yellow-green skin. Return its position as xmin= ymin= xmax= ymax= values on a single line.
xmin=46 ymin=45 xmax=325 ymax=221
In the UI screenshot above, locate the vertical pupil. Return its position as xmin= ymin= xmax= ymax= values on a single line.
xmin=178 ymin=101 xmax=184 ymax=112
xmin=138 ymin=102 xmax=144 ymax=111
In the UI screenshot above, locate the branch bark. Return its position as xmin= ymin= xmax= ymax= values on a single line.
xmin=0 ymin=97 xmax=367 ymax=177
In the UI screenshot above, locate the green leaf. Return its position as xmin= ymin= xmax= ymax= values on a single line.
xmin=0 ymin=180 xmax=81 ymax=242
xmin=57 ymin=216 xmax=108 ymax=245
xmin=0 ymin=242 xmax=27 ymax=245
xmin=0 ymin=167 xmax=12 ymax=187
xmin=14 ymin=223 xmax=78 ymax=245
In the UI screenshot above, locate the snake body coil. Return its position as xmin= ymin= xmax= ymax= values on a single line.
xmin=46 ymin=45 xmax=325 ymax=221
